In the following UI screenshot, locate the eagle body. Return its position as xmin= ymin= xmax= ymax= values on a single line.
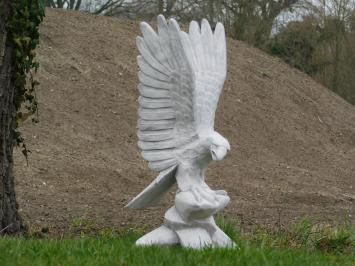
xmin=126 ymin=15 xmax=235 ymax=248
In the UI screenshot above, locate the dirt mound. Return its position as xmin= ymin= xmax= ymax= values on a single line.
xmin=14 ymin=8 xmax=355 ymax=233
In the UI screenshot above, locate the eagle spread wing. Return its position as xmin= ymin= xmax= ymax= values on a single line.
xmin=126 ymin=15 xmax=227 ymax=209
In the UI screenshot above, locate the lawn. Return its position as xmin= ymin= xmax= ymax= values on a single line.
xmin=0 ymin=219 xmax=354 ymax=266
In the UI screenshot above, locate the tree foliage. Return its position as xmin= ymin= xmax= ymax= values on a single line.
xmin=106 ymin=0 xmax=298 ymax=47
xmin=268 ymin=0 xmax=355 ymax=104
xmin=268 ymin=17 xmax=320 ymax=75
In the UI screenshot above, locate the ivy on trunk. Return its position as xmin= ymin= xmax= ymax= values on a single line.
xmin=0 ymin=0 xmax=44 ymax=235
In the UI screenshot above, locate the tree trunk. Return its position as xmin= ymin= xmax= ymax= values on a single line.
xmin=74 ymin=0 xmax=82 ymax=11
xmin=0 ymin=0 xmax=26 ymax=235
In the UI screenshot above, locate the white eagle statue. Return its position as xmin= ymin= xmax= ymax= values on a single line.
xmin=126 ymin=15 xmax=235 ymax=249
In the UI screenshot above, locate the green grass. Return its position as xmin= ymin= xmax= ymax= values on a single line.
xmin=0 ymin=218 xmax=354 ymax=266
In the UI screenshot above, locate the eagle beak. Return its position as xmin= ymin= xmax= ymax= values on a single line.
xmin=211 ymin=149 xmax=218 ymax=161
xmin=210 ymin=146 xmax=228 ymax=161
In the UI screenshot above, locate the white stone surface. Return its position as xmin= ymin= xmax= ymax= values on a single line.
xmin=126 ymin=15 xmax=235 ymax=249
xmin=136 ymin=225 xmax=179 ymax=246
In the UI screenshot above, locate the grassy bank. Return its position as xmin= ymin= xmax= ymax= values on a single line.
xmin=0 ymin=219 xmax=354 ymax=266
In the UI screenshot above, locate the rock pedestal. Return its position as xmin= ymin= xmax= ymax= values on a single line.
xmin=136 ymin=188 xmax=235 ymax=249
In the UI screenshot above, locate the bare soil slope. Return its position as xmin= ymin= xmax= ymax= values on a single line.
xmin=14 ymin=9 xmax=355 ymax=233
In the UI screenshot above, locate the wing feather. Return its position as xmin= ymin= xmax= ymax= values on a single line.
xmin=137 ymin=129 xmax=173 ymax=142
xmin=136 ymin=37 xmax=171 ymax=76
xmin=157 ymin=15 xmax=177 ymax=70
xmin=138 ymin=96 xmax=173 ymax=109
xmin=189 ymin=21 xmax=204 ymax=71
xmin=139 ymin=107 xmax=175 ymax=120
xmin=141 ymin=149 xmax=175 ymax=161
xmin=138 ymin=119 xmax=175 ymax=131
xmin=180 ymin=31 xmax=197 ymax=73
xmin=138 ymin=139 xmax=176 ymax=150
xmin=148 ymin=159 xmax=178 ymax=172
xmin=214 ymin=22 xmax=227 ymax=77
xmin=137 ymin=56 xmax=170 ymax=82
xmin=138 ymin=84 xmax=170 ymax=98
xmin=201 ymin=19 xmax=214 ymax=71
xmin=138 ymin=72 xmax=173 ymax=90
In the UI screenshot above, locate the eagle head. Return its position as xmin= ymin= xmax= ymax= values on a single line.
xmin=209 ymin=131 xmax=230 ymax=161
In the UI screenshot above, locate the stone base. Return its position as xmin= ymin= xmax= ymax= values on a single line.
xmin=136 ymin=206 xmax=235 ymax=249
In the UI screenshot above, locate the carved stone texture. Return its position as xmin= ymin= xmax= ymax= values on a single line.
xmin=126 ymin=15 xmax=235 ymax=249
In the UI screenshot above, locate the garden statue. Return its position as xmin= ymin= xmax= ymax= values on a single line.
xmin=126 ymin=15 xmax=235 ymax=249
